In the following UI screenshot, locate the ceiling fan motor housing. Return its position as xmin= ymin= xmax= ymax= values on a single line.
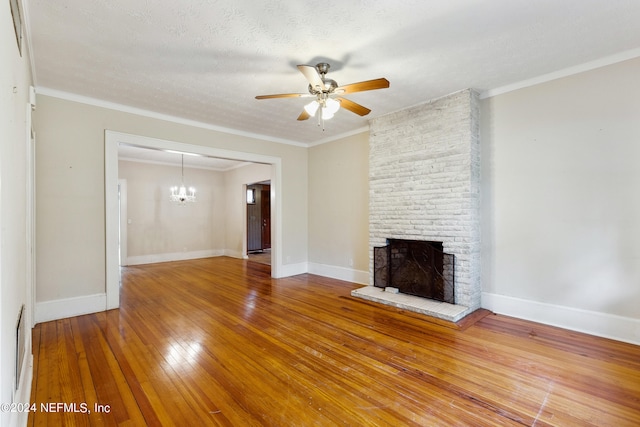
xmin=308 ymin=79 xmax=337 ymax=95
xmin=306 ymin=62 xmax=338 ymax=95
xmin=316 ymin=62 xmax=331 ymax=75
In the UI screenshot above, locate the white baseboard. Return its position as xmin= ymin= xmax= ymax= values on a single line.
xmin=126 ymin=249 xmax=225 ymax=265
xmin=308 ymin=262 xmax=369 ymax=285
xmin=278 ymin=262 xmax=308 ymax=278
xmin=9 ymin=354 xmax=34 ymax=427
xmin=224 ymin=249 xmax=247 ymax=259
xmin=35 ymin=293 xmax=107 ymax=324
xmin=482 ymin=292 xmax=640 ymax=346
xmin=11 ymin=353 xmax=33 ymax=427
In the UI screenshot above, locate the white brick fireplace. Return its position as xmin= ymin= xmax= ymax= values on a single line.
xmin=352 ymin=89 xmax=481 ymax=322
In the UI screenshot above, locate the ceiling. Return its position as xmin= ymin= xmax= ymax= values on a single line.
xmin=25 ymin=0 xmax=640 ymax=148
xmin=118 ymin=144 xmax=252 ymax=171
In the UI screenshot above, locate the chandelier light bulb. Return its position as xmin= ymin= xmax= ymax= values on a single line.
xmin=170 ymin=155 xmax=196 ymax=204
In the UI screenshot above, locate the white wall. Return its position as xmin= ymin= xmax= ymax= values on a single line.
xmin=1 ymin=1 xmax=33 ymax=425
xmin=481 ymin=57 xmax=640 ymax=344
xmin=119 ymin=160 xmax=226 ymax=264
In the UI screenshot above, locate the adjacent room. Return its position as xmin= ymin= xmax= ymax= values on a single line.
xmin=2 ymin=1 xmax=639 ymax=425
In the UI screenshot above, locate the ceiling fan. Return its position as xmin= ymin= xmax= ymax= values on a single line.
xmin=255 ymin=63 xmax=389 ymax=127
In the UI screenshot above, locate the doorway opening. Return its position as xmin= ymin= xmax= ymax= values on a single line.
xmin=247 ymin=181 xmax=271 ymax=265
xmin=105 ymin=131 xmax=283 ymax=310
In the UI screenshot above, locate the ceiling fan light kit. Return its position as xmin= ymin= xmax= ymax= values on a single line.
xmin=256 ymin=62 xmax=389 ymax=130
xmin=303 ymin=100 xmax=319 ymax=116
xmin=304 ymin=97 xmax=340 ymax=118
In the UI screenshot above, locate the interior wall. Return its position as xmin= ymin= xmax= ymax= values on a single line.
xmin=223 ymin=163 xmax=271 ymax=258
xmin=1 ymin=1 xmax=33 ymax=424
xmin=29 ymin=53 xmax=640 ymax=346
xmin=34 ymin=94 xmax=308 ymax=304
xmin=307 ymin=132 xmax=369 ymax=282
xmin=118 ymin=160 xmax=226 ymax=263
xmin=481 ymin=57 xmax=640 ymax=340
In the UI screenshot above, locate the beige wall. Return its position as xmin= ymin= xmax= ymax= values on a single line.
xmin=481 ymin=57 xmax=640 ymax=324
xmin=118 ymin=160 xmax=270 ymax=262
xmin=1 ymin=2 xmax=34 ymax=422
xmin=34 ymin=95 xmax=307 ymax=302
xmin=119 ymin=160 xmax=226 ymax=260
xmin=308 ymin=132 xmax=369 ymax=273
xmin=223 ymin=163 xmax=271 ymax=257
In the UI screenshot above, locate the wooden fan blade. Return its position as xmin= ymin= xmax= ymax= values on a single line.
xmin=297 ymin=110 xmax=311 ymax=121
xmin=255 ymin=93 xmax=310 ymax=99
xmin=336 ymin=78 xmax=389 ymax=94
xmin=337 ymin=98 xmax=371 ymax=116
xmin=297 ymin=65 xmax=325 ymax=91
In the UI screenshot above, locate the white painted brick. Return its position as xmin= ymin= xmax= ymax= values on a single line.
xmin=369 ymin=89 xmax=481 ymax=311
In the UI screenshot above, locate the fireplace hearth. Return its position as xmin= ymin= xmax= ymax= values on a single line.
xmin=374 ymin=239 xmax=454 ymax=304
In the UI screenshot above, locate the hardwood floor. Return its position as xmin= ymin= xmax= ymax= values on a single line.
xmin=29 ymin=257 xmax=640 ymax=426
xmin=247 ymin=249 xmax=271 ymax=265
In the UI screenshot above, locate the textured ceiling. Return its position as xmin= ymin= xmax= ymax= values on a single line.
xmin=25 ymin=0 xmax=640 ymax=146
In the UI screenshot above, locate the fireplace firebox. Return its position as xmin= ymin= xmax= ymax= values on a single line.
xmin=374 ymin=239 xmax=455 ymax=304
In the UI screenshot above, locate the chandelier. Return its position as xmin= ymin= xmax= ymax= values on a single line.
xmin=170 ymin=154 xmax=196 ymax=204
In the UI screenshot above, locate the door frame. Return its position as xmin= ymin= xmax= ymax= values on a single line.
xmin=105 ymin=131 xmax=283 ymax=310
xmin=245 ymin=182 xmax=271 ymax=253
xmin=26 ymin=105 xmax=36 ymax=328
xmin=118 ymin=179 xmax=127 ymax=266
xmin=260 ymin=185 xmax=271 ymax=249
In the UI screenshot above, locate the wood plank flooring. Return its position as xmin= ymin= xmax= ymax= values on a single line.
xmin=29 ymin=257 xmax=640 ymax=426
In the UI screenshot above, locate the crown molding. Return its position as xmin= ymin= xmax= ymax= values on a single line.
xmin=306 ymin=125 xmax=370 ymax=147
xmin=480 ymin=47 xmax=640 ymax=99
xmin=35 ymin=87 xmax=309 ymax=147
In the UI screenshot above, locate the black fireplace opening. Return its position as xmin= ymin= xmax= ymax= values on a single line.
xmin=374 ymin=239 xmax=455 ymax=304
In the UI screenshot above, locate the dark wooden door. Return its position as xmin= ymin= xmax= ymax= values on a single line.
xmin=247 ymin=183 xmax=271 ymax=252
xmin=247 ymin=185 xmax=261 ymax=252
xmin=261 ymin=186 xmax=271 ymax=249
